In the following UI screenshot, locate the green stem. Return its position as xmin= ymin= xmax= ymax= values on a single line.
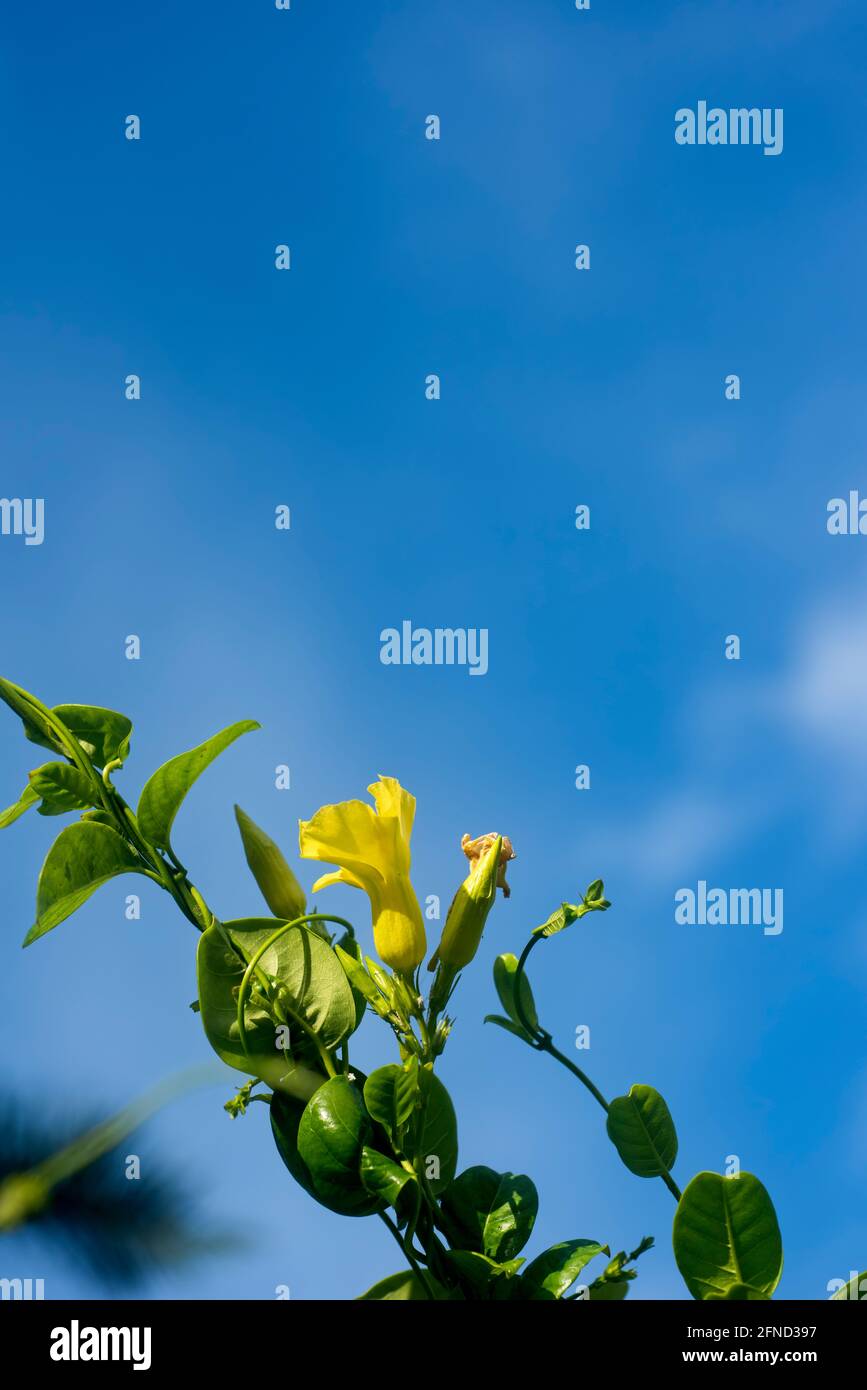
xmin=513 ymin=933 xmax=682 ymax=1203
xmin=378 ymin=1211 xmax=438 ymax=1300
xmin=234 ymin=916 xmax=357 ymax=1076
xmin=540 ymin=1038 xmax=610 ymax=1113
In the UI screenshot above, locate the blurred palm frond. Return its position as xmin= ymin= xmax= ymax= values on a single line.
xmin=0 ymin=1078 xmax=235 ymax=1287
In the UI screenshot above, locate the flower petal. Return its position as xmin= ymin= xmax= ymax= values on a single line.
xmin=299 ymin=799 xmax=389 ymax=893
xmin=311 ymin=868 xmax=363 ymax=894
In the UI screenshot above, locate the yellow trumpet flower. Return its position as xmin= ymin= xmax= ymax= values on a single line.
xmin=298 ymin=776 xmax=426 ymax=975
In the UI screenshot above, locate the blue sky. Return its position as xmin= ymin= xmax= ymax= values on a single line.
xmin=2 ymin=0 xmax=866 ymax=1300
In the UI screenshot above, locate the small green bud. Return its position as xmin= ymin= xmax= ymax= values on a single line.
xmin=234 ymin=805 xmax=307 ymax=922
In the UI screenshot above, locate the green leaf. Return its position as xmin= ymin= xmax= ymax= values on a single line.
xmin=269 ymin=1091 xmax=323 ymax=1199
xmin=493 ymin=953 xmax=538 ymax=1034
xmin=25 ymin=821 xmax=147 ymax=945
xmin=672 ymin=1172 xmax=784 ymax=1301
xmin=363 ymin=1065 xmax=455 ymax=1192
xmin=831 ymin=1272 xmax=867 ymax=1301
xmin=29 ymin=763 xmax=95 ymax=813
xmin=445 ymin=1249 xmax=524 ymax=1299
xmin=440 ymin=1166 xmax=539 ymax=1261
xmin=483 ymin=1014 xmax=533 ymax=1042
xmin=414 ymin=1069 xmax=458 ymax=1194
xmin=296 ymin=1075 xmax=383 ymax=1217
xmin=270 ymin=1091 xmax=326 ymax=1203
xmin=586 ymin=1237 xmax=654 ymax=1301
xmin=533 ymin=882 xmax=611 ymax=938
xmin=360 ymin=1147 xmax=415 ymax=1207
xmin=0 ymin=782 xmax=39 ymax=829
xmin=230 ymin=917 xmax=356 ymax=1050
xmin=607 ymin=1084 xmax=678 ymax=1178
xmin=363 ymin=1062 xmax=420 ymax=1142
xmin=521 ymin=1240 xmax=609 ymax=1299
xmin=0 ymin=678 xmax=66 ymax=751
xmin=587 ymin=1278 xmax=630 ymax=1300
xmin=357 ymin=1270 xmax=449 ymax=1301
xmin=196 ymin=918 xmax=354 ymax=1097
xmin=707 ymin=1283 xmax=771 ymax=1301
xmin=137 ymin=720 xmax=259 ymax=850
xmin=26 ymin=704 xmax=132 ymax=768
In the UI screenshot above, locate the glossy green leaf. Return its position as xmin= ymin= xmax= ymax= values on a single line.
xmin=445 ymin=1249 xmax=524 ymax=1299
xmin=440 ymin=1165 xmax=539 ymax=1261
xmin=606 ymin=1084 xmax=678 ymax=1178
xmin=672 ymin=1171 xmax=784 ymax=1301
xmin=0 ymin=782 xmax=39 ymax=829
xmin=196 ymin=918 xmax=353 ymax=1097
xmin=363 ymin=1062 xmax=420 ymax=1142
xmin=493 ymin=953 xmax=538 ymax=1034
xmin=414 ymin=1069 xmax=458 ymax=1194
xmin=357 ymin=1270 xmax=449 ymax=1301
xmin=297 ymin=1075 xmax=382 ymax=1217
xmin=25 ymin=821 xmax=147 ymax=945
xmin=360 ymin=1147 xmax=415 ymax=1206
xmin=269 ymin=1091 xmax=323 ymax=1202
xmin=831 ymin=1272 xmax=867 ymax=1301
xmin=137 ymin=720 xmax=259 ymax=850
xmin=707 ymin=1283 xmax=771 ymax=1301
xmin=521 ymin=1240 xmax=609 ymax=1299
xmin=26 ymin=704 xmax=132 ymax=768
xmin=29 ymin=763 xmax=95 ymax=813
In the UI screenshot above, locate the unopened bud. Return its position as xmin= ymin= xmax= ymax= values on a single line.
xmin=235 ymin=805 xmax=307 ymax=922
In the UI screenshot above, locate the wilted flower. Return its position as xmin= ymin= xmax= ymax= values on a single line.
xmin=428 ymin=832 xmax=515 ymax=972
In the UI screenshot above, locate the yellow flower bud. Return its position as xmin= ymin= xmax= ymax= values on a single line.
xmin=428 ymin=832 xmax=515 ymax=971
xmin=235 ymin=805 xmax=307 ymax=922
